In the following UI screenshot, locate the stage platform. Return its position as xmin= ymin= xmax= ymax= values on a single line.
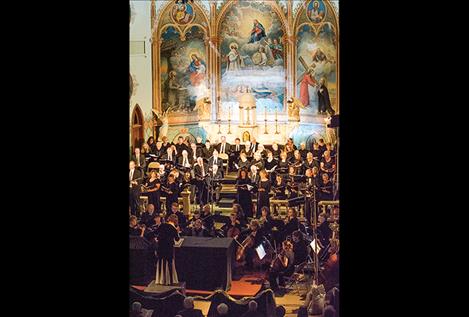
xmin=132 ymin=272 xmax=264 ymax=299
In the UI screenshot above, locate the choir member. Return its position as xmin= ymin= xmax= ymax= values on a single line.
xmin=277 ymin=151 xmax=289 ymax=177
xmin=320 ymin=150 xmax=336 ymax=178
xmin=216 ymin=135 xmax=230 ymax=156
xmin=129 ymin=160 xmax=142 ymax=217
xmin=236 ymin=168 xmax=253 ymax=219
xmin=251 ymin=152 xmax=264 ymax=172
xmin=202 ymin=140 xmax=214 ymax=159
xmin=256 ymin=169 xmax=271 ymax=218
xmin=174 ymin=136 xmax=189 ymax=159
xmin=142 ymin=170 xmax=161 ymax=214
xmin=299 ymin=142 xmax=308 ymax=160
xmin=271 ymin=142 xmax=281 ymax=160
xmin=319 ymin=173 xmax=334 ymax=201
xmin=236 ymin=151 xmax=250 ymax=170
xmin=230 ymin=138 xmax=244 ymax=171
xmin=208 ymin=164 xmax=223 ymax=204
xmin=250 ymin=165 xmax=260 ymax=185
xmin=131 ymin=147 xmax=147 ymax=172
xmin=162 ymin=174 xmax=179 ymax=213
xmin=194 ymin=157 xmax=209 ymax=207
xmin=154 ymin=141 xmax=165 ymax=160
xmin=304 ymin=152 xmax=320 ymax=172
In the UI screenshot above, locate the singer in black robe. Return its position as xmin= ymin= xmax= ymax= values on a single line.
xmin=256 ymin=175 xmax=271 ymax=218
xmin=236 ymin=169 xmax=253 ymax=219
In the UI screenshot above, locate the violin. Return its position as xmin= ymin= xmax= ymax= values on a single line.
xmin=270 ymin=248 xmax=287 ymax=271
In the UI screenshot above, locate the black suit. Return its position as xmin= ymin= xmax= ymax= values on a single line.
xmin=202 ymin=146 xmax=214 ymax=159
xmin=230 ymin=143 xmax=244 ymax=171
xmin=129 ymin=168 xmax=142 ymax=216
xmin=194 ymin=163 xmax=209 ymax=206
xmin=216 ymin=142 xmax=231 ymax=155
xmin=208 ymin=156 xmax=224 ymax=173
xmin=131 ymin=154 xmax=146 ymax=170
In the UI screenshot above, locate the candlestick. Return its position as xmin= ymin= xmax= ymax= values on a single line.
xmin=227 ymin=105 xmax=232 ymax=134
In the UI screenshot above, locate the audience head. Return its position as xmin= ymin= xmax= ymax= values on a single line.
xmin=131 ymin=301 xmax=142 ymax=313
xmin=323 ymin=305 xmax=336 ymax=317
xmin=146 ymin=204 xmax=155 ymax=214
xmin=168 ymin=213 xmax=178 ymax=225
xmin=292 ymin=230 xmax=304 ymax=242
xmin=183 ymin=297 xmax=195 ymax=309
xmin=248 ymin=300 xmax=258 ymax=312
xmin=217 ymin=303 xmax=229 ymax=315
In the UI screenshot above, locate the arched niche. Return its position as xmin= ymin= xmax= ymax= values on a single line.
xmin=131 ymin=104 xmax=144 ymax=150
xmin=293 ymin=0 xmax=339 ymax=117
xmin=215 ymin=0 xmax=290 ymax=122
xmin=152 ymin=0 xmax=211 ymax=124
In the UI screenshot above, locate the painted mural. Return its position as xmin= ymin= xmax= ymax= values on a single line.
xmin=219 ymin=0 xmax=286 ymax=120
xmin=160 ymin=25 xmax=209 ymax=117
xmin=296 ymin=0 xmax=337 ymax=116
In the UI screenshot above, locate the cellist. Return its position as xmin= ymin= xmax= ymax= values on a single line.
xmin=235 ymin=219 xmax=264 ymax=270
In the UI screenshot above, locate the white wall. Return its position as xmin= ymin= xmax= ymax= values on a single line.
xmin=130 ymin=0 xmax=153 ymax=144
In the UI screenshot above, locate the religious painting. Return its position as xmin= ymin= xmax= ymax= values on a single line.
xmin=296 ymin=23 xmax=337 ymax=115
xmin=171 ymin=2 xmax=195 ymax=25
xmin=307 ymin=0 xmax=327 ymax=23
xmin=219 ymin=0 xmax=286 ymax=121
xmin=160 ymin=26 xmax=208 ymax=120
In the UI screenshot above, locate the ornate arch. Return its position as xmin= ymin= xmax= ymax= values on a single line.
xmin=293 ymin=0 xmax=339 ymax=114
xmin=152 ymin=0 xmax=212 ymax=115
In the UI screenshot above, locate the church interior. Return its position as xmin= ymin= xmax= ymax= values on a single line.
xmin=129 ymin=1 xmax=339 ymax=316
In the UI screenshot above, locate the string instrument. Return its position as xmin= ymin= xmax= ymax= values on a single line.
xmin=270 ymin=248 xmax=287 ymax=271
xmin=226 ymin=223 xmax=241 ymax=238
xmin=235 ymin=232 xmax=255 ymax=262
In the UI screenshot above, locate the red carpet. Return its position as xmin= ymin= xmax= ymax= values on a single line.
xmin=132 ymin=272 xmax=265 ymax=298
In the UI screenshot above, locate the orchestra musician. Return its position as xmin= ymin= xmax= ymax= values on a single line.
xmin=317 ymin=212 xmax=332 ymax=250
xmin=256 ymin=170 xmax=271 ymax=218
xmin=236 ymin=168 xmax=253 ymax=219
xmin=184 ymin=219 xmax=211 ymax=237
xmin=165 ymin=202 xmax=188 ymax=230
xmin=140 ymin=203 xmax=157 ymax=228
xmin=142 ymin=170 xmax=161 ymax=214
xmin=221 ymin=212 xmax=243 ymax=238
xmin=129 ymin=160 xmax=142 ymax=217
xmin=233 ymin=203 xmax=247 ymax=227
xmin=200 ymin=204 xmax=214 ymax=233
xmin=155 ymin=213 xmax=180 ymax=285
xmin=129 ymin=215 xmax=145 ymax=237
xmin=194 ymin=157 xmax=209 ymax=206
xmin=236 ymin=219 xmax=265 ymax=270
xmin=291 ymin=230 xmax=309 ymax=265
xmin=258 ymin=206 xmax=274 ymax=235
xmin=267 ymin=240 xmax=295 ymax=293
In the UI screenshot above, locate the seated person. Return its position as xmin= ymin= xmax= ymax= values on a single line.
xmin=267 ymin=240 xmax=295 ymax=292
xmin=184 ymin=219 xmax=211 ymax=237
xmin=240 ymin=301 xmax=264 ymax=317
xmin=139 ymin=204 xmax=156 ymax=228
xmin=165 ymin=202 xmax=188 ymax=230
xmin=221 ymin=212 xmax=243 ymax=238
xmin=176 ymin=297 xmax=204 ymax=317
xmin=129 ymin=216 xmax=144 ymax=237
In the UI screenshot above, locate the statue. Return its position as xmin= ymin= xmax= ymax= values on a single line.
xmin=287 ymin=97 xmax=305 ymax=122
xmin=194 ymin=97 xmax=211 ymax=120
